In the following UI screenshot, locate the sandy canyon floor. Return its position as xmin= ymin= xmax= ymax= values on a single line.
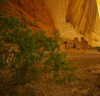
xmin=32 ymin=49 xmax=100 ymax=96
xmin=0 ymin=49 xmax=100 ymax=96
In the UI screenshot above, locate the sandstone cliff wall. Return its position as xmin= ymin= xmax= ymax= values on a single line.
xmin=44 ymin=0 xmax=100 ymax=46
xmin=1 ymin=0 xmax=100 ymax=46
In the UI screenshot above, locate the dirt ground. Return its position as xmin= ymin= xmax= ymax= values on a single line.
xmin=65 ymin=49 xmax=100 ymax=96
xmin=25 ymin=49 xmax=100 ymax=96
xmin=0 ymin=49 xmax=100 ymax=96
xmin=32 ymin=49 xmax=100 ymax=96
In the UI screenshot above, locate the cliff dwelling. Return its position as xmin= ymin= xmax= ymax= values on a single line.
xmin=60 ymin=37 xmax=91 ymax=51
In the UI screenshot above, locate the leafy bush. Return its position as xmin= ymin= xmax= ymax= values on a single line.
xmin=0 ymin=0 xmax=8 ymax=4
xmin=92 ymin=47 xmax=100 ymax=51
xmin=0 ymin=10 xmax=76 ymax=94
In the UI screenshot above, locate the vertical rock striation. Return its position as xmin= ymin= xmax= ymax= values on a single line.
xmin=66 ymin=0 xmax=100 ymax=46
xmin=1 ymin=0 xmax=100 ymax=46
xmin=44 ymin=0 xmax=100 ymax=46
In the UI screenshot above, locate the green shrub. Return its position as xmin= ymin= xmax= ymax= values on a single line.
xmin=0 ymin=10 xmax=76 ymax=91
xmin=0 ymin=0 xmax=8 ymax=4
xmin=92 ymin=47 xmax=100 ymax=51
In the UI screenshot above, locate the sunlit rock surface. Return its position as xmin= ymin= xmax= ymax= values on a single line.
xmin=1 ymin=0 xmax=100 ymax=46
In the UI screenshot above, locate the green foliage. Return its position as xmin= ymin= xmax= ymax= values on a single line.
xmin=0 ymin=11 xmax=42 ymax=85
xmin=92 ymin=47 xmax=100 ymax=51
xmin=34 ymin=18 xmax=39 ymax=22
xmin=67 ymin=75 xmax=75 ymax=83
xmin=0 ymin=0 xmax=8 ymax=4
xmin=0 ymin=10 xmax=76 ymax=92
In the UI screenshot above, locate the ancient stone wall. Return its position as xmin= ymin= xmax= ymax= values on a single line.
xmin=61 ymin=37 xmax=91 ymax=50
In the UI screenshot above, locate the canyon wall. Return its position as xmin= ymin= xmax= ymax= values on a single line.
xmin=44 ymin=0 xmax=100 ymax=46
xmin=1 ymin=0 xmax=100 ymax=46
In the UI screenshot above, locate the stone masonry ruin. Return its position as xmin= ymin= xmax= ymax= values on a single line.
xmin=60 ymin=37 xmax=91 ymax=50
